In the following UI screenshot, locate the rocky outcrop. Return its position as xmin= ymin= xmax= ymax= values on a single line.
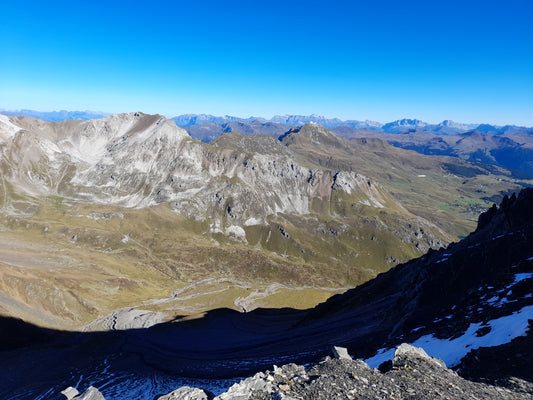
xmin=204 ymin=344 xmax=529 ymax=399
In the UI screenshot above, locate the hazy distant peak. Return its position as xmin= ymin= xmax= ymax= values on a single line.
xmin=0 ymin=109 xmax=109 ymax=122
xmin=440 ymin=120 xmax=463 ymax=128
xmin=382 ymin=119 xmax=427 ymax=131
xmin=270 ymin=114 xmax=344 ymax=128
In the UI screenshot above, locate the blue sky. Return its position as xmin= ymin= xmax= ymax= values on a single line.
xmin=1 ymin=0 xmax=532 ymax=125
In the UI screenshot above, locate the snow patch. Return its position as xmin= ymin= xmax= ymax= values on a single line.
xmin=365 ymin=304 xmax=533 ymax=368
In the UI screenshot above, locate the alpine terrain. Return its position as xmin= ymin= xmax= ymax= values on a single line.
xmin=0 ymin=112 xmax=531 ymax=399
xmin=0 ymin=171 xmax=531 ymax=399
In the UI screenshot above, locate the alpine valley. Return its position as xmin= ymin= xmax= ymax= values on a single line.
xmin=0 ymin=111 xmax=532 ymax=399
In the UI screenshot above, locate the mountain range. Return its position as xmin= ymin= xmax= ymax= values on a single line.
xmin=3 ymin=109 xmax=532 ymax=135
xmin=0 ymin=109 xmax=109 ymax=122
xmin=171 ymin=114 xmax=533 ymax=135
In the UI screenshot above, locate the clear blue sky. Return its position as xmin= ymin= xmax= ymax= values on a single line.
xmin=1 ymin=0 xmax=532 ymax=125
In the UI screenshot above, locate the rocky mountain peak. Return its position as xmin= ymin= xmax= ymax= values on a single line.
xmin=475 ymin=187 xmax=533 ymax=234
xmin=279 ymin=122 xmax=341 ymax=146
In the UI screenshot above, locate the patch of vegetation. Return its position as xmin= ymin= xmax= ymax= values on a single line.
xmin=442 ymin=163 xmax=487 ymax=178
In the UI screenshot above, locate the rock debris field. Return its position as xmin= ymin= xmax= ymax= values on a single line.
xmin=64 ymin=344 xmax=533 ymax=400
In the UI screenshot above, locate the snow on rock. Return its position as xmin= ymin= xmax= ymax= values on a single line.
xmin=365 ymin=304 xmax=533 ymax=368
xmin=514 ymin=273 xmax=533 ymax=283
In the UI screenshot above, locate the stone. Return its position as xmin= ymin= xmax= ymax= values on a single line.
xmin=392 ymin=343 xmax=447 ymax=369
xmin=272 ymin=392 xmax=299 ymax=400
xmin=157 ymin=386 xmax=208 ymax=400
xmin=61 ymin=387 xmax=79 ymax=400
xmin=279 ymin=363 xmax=307 ymax=380
xmin=214 ymin=372 xmax=272 ymax=400
xmin=331 ymin=345 xmax=351 ymax=360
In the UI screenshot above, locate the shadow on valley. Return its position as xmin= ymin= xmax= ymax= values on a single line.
xmin=1 ymin=189 xmax=532 ymax=398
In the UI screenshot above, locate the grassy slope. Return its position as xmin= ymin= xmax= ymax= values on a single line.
xmin=0 ymin=199 xmax=349 ymax=328
xmin=281 ymin=134 xmax=531 ymax=238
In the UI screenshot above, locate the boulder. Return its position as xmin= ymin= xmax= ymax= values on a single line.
xmin=392 ymin=343 xmax=446 ymax=369
xmin=331 ymin=345 xmax=351 ymax=360
xmin=61 ymin=387 xmax=79 ymax=400
xmin=157 ymin=386 xmax=208 ymax=400
xmin=214 ymin=372 xmax=273 ymax=400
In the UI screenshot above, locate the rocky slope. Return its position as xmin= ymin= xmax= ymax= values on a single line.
xmin=136 ymin=344 xmax=531 ymax=400
xmin=0 ymin=188 xmax=531 ymax=399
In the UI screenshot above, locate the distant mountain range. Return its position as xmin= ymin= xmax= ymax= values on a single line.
xmin=0 ymin=109 xmax=109 ymax=122
xmin=170 ymin=114 xmax=533 ymax=135
xmin=3 ymin=109 xmax=532 ymax=135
